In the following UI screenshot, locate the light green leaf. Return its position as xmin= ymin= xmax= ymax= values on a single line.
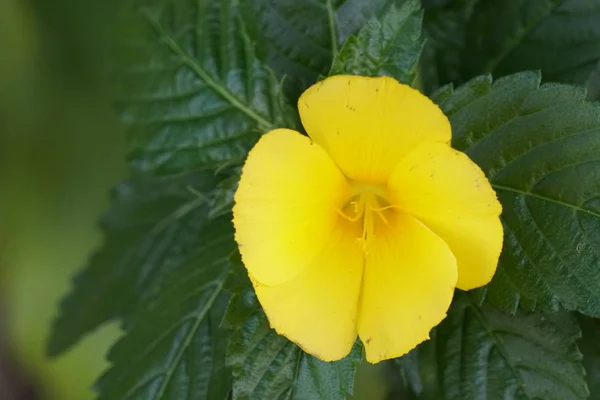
xmin=116 ymin=0 xmax=297 ymax=175
xmin=240 ymin=0 xmax=399 ymax=97
xmin=330 ymin=0 xmax=424 ymax=85
xmin=433 ymin=71 xmax=600 ymax=316
xmin=426 ymin=0 xmax=600 ymax=84
xmin=223 ymin=282 xmax=362 ymax=400
xmin=95 ymin=217 xmax=235 ymax=400
xmin=419 ymin=294 xmax=588 ymax=400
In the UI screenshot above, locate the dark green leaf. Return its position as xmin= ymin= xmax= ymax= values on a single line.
xmin=422 ymin=294 xmax=588 ymax=400
xmin=458 ymin=0 xmax=600 ymax=85
xmin=48 ymin=171 xmax=224 ymax=356
xmin=578 ymin=315 xmax=600 ymax=399
xmin=116 ymin=0 xmax=297 ymax=175
xmin=586 ymin=62 xmax=600 ymax=100
xmin=240 ymin=0 xmax=399 ymax=97
xmin=330 ymin=0 xmax=424 ymax=85
xmin=420 ymin=0 xmax=478 ymax=93
xmin=49 ymin=0 xmax=292 ymax=356
xmin=385 ymin=350 xmax=422 ymax=400
xmin=422 ymin=0 xmax=454 ymax=7
xmin=208 ymin=168 xmax=240 ymax=219
xmin=434 ymin=72 xmax=600 ymax=317
xmin=224 ymin=283 xmax=362 ymax=400
xmin=95 ymin=216 xmax=235 ymax=400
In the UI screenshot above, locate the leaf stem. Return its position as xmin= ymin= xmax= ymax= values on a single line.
xmin=325 ymin=0 xmax=338 ymax=59
xmin=141 ymin=10 xmax=273 ymax=130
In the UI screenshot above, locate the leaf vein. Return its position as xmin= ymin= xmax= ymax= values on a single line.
xmin=152 ymin=277 xmax=227 ymax=400
xmin=141 ymin=9 xmax=273 ymax=130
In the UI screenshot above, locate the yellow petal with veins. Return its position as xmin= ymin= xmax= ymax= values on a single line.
xmin=233 ymin=129 xmax=350 ymax=286
xmin=298 ymin=75 xmax=451 ymax=184
xmin=253 ymin=218 xmax=363 ymax=361
xmin=357 ymin=212 xmax=457 ymax=363
xmin=388 ymin=142 xmax=503 ymax=290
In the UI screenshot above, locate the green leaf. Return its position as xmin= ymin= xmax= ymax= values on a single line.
xmin=95 ymin=216 xmax=235 ymax=400
xmin=49 ymin=0 xmax=292 ymax=356
xmin=450 ymin=0 xmax=600 ymax=85
xmin=578 ymin=315 xmax=600 ymax=399
xmin=385 ymin=350 xmax=422 ymax=400
xmin=330 ymin=0 xmax=424 ymax=85
xmin=586 ymin=62 xmax=600 ymax=100
xmin=419 ymin=294 xmax=588 ymax=400
xmin=240 ymin=0 xmax=398 ymax=97
xmin=433 ymin=71 xmax=600 ymax=316
xmin=208 ymin=168 xmax=240 ymax=219
xmin=116 ymin=0 xmax=297 ymax=175
xmin=420 ymin=0 xmax=478 ymax=93
xmin=48 ymin=171 xmax=226 ymax=356
xmin=224 ymin=282 xmax=362 ymax=400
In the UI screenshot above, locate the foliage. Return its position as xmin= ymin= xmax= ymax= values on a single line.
xmin=330 ymin=0 xmax=424 ymax=85
xmin=48 ymin=0 xmax=600 ymax=399
xmin=423 ymin=0 xmax=600 ymax=92
xmin=223 ymin=276 xmax=362 ymax=400
xmin=395 ymin=294 xmax=588 ymax=399
xmin=433 ymin=73 xmax=600 ymax=317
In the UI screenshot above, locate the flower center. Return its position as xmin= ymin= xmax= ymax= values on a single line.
xmin=338 ymin=183 xmax=395 ymax=252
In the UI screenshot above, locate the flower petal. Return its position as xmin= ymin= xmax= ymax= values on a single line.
xmin=233 ymin=128 xmax=350 ymax=286
xmin=298 ymin=75 xmax=451 ymax=183
xmin=357 ymin=213 xmax=457 ymax=363
xmin=388 ymin=143 xmax=503 ymax=290
xmin=253 ymin=219 xmax=363 ymax=361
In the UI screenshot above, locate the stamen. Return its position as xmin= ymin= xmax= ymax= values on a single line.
xmin=373 ymin=207 xmax=391 ymax=227
xmin=336 ymin=208 xmax=361 ymax=222
xmin=372 ymin=205 xmax=402 ymax=212
xmin=338 ymin=184 xmax=399 ymax=252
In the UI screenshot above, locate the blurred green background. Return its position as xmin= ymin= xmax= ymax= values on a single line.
xmin=0 ymin=0 xmax=124 ymax=398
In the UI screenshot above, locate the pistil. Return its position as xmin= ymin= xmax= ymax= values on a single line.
xmin=338 ymin=184 xmax=394 ymax=252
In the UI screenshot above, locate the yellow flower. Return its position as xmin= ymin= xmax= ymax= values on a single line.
xmin=233 ymin=75 xmax=503 ymax=363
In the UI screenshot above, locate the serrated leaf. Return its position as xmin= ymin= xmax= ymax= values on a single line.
xmin=442 ymin=0 xmax=600 ymax=86
xmin=48 ymin=171 xmax=222 ymax=356
xmin=224 ymin=283 xmax=362 ymax=400
xmin=95 ymin=216 xmax=235 ymax=400
xmin=49 ymin=0 xmax=295 ymax=357
xmin=330 ymin=0 xmax=424 ymax=85
xmin=433 ymin=71 xmax=600 ymax=316
xmin=240 ymin=0 xmax=399 ymax=97
xmin=115 ymin=0 xmax=297 ymax=175
xmin=418 ymin=294 xmax=588 ymax=400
